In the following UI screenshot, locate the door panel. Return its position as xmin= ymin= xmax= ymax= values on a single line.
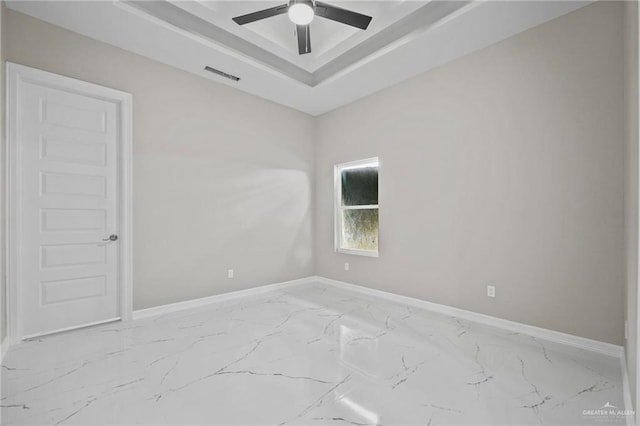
xmin=19 ymin=79 xmax=120 ymax=337
xmin=41 ymin=209 xmax=107 ymax=232
xmin=41 ymin=99 xmax=107 ymax=133
xmin=41 ymin=172 xmax=107 ymax=198
xmin=41 ymin=138 xmax=107 ymax=166
xmin=41 ymin=276 xmax=107 ymax=305
xmin=40 ymin=243 xmax=107 ymax=268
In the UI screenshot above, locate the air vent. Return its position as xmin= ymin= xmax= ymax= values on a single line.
xmin=204 ymin=66 xmax=240 ymax=82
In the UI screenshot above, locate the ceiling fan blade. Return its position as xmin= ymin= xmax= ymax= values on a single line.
xmin=297 ymin=25 xmax=311 ymax=55
xmin=232 ymin=4 xmax=288 ymax=25
xmin=314 ymin=1 xmax=372 ymax=30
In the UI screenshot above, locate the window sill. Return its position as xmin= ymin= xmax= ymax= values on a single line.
xmin=337 ymin=248 xmax=379 ymax=258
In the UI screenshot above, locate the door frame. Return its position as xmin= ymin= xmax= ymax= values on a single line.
xmin=636 ymin=0 xmax=640 ymax=418
xmin=5 ymin=62 xmax=133 ymax=345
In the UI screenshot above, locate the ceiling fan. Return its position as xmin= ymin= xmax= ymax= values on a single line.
xmin=232 ymin=0 xmax=373 ymax=55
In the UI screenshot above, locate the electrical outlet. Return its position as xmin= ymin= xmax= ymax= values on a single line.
xmin=487 ymin=285 xmax=496 ymax=298
xmin=227 ymin=269 xmax=234 ymax=279
xmin=344 ymin=262 xmax=350 ymax=271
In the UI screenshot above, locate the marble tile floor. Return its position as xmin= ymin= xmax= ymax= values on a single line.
xmin=1 ymin=281 xmax=626 ymax=425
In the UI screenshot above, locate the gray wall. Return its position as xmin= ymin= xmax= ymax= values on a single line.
xmin=5 ymin=10 xmax=315 ymax=311
xmin=1 ymin=3 xmax=630 ymax=350
xmin=315 ymin=1 xmax=625 ymax=345
xmin=624 ymin=0 xmax=639 ymax=409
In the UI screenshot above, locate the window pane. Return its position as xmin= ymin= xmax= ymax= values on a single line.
xmin=342 ymin=167 xmax=378 ymax=206
xmin=342 ymin=208 xmax=378 ymax=251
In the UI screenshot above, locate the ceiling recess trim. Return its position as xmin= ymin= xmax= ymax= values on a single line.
xmin=123 ymin=0 xmax=471 ymax=87
xmin=6 ymin=0 xmax=594 ymax=115
xmin=123 ymin=0 xmax=315 ymax=85
xmin=314 ymin=1 xmax=471 ymax=84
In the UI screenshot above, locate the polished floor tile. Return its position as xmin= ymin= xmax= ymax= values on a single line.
xmin=1 ymin=282 xmax=625 ymax=425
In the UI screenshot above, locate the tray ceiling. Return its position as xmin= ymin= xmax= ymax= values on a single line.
xmin=167 ymin=1 xmax=427 ymax=73
xmin=6 ymin=1 xmax=592 ymax=115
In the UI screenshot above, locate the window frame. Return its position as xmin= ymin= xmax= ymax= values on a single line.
xmin=334 ymin=157 xmax=379 ymax=258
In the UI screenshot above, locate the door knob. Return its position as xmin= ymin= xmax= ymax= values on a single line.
xmin=102 ymin=234 xmax=118 ymax=242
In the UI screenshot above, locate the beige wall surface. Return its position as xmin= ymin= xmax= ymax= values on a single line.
xmin=315 ymin=1 xmax=625 ymax=345
xmin=624 ymin=0 xmax=639 ymax=409
xmin=2 ymin=2 xmax=629 ymax=350
xmin=5 ymin=10 xmax=315 ymax=311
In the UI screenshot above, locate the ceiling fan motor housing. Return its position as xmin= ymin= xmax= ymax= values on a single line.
xmin=289 ymin=0 xmax=315 ymax=10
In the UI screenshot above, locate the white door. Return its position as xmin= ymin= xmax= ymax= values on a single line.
xmin=9 ymin=64 xmax=129 ymax=339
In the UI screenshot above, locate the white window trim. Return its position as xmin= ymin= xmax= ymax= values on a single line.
xmin=334 ymin=157 xmax=379 ymax=258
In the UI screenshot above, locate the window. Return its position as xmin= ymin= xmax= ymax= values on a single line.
xmin=335 ymin=158 xmax=379 ymax=257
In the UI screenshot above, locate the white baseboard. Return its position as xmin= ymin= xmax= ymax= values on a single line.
xmin=313 ymin=276 xmax=624 ymax=358
xmin=1 ymin=336 xmax=9 ymax=364
xmin=0 ymin=337 xmax=6 ymax=426
xmin=132 ymin=276 xmax=316 ymax=320
xmin=620 ymin=352 xmax=635 ymax=426
xmin=132 ymin=274 xmax=623 ymax=359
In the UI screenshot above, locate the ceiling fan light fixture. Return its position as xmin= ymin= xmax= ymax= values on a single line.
xmin=288 ymin=0 xmax=314 ymax=25
xmin=232 ymin=0 xmax=372 ymax=56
